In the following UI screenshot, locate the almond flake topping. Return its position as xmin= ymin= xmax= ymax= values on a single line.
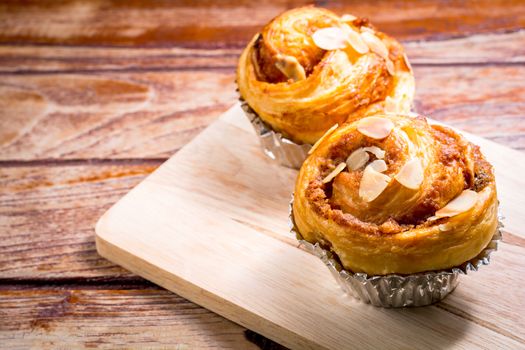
xmin=363 ymin=146 xmax=385 ymax=159
xmin=360 ymin=26 xmax=375 ymax=34
xmin=369 ymin=159 xmax=387 ymax=173
xmin=346 ymin=148 xmax=370 ymax=170
xmin=275 ymin=54 xmax=306 ymax=82
xmin=359 ymin=163 xmax=391 ymax=202
xmin=357 ymin=116 xmax=394 ymax=139
xmin=322 ymin=162 xmax=347 ymax=184
xmin=385 ymin=58 xmax=395 ymax=76
xmin=360 ymin=31 xmax=389 ymax=60
xmin=342 ymin=25 xmax=369 ymax=54
xmin=395 ymin=158 xmax=424 ymax=190
xmin=403 ymin=53 xmax=413 ymax=74
xmin=435 ymin=190 xmax=478 ymax=218
xmin=341 ymin=14 xmax=357 ymax=22
xmin=360 ymin=31 xmax=393 ymax=75
xmin=312 ymin=27 xmax=349 ymax=51
xmin=308 ymin=123 xmax=339 ymax=154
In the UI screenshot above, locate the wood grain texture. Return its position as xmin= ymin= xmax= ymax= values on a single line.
xmin=95 ymin=106 xmax=525 ymax=349
xmin=0 ymin=285 xmax=262 ymax=350
xmin=403 ymin=30 xmax=525 ymax=64
xmin=0 ymin=65 xmax=523 ymax=162
xmin=0 ymin=0 xmax=523 ymax=47
xmin=414 ymin=65 xmax=525 ymax=150
xmin=0 ymin=46 xmax=240 ymax=74
xmin=0 ymin=163 xmax=157 ymax=280
xmin=438 ymin=242 xmax=525 ymax=346
xmin=0 ymin=30 xmax=523 ymax=75
xmin=0 ymin=71 xmax=237 ymax=160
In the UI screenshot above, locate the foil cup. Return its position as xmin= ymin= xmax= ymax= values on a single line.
xmin=289 ymin=199 xmax=502 ymax=308
xmin=240 ymin=99 xmax=311 ymax=169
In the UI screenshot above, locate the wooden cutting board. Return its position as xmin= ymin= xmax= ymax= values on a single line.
xmin=95 ymin=104 xmax=525 ymax=350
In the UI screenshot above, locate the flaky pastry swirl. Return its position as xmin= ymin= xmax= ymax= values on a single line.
xmin=292 ymin=114 xmax=498 ymax=275
xmin=237 ymin=6 xmax=415 ymax=145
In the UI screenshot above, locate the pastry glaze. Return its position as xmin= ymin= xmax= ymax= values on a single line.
xmin=292 ymin=114 xmax=498 ymax=275
xmin=237 ymin=6 xmax=415 ymax=145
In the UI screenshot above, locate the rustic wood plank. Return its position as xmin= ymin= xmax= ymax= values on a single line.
xmin=328 ymin=0 xmax=525 ymax=42
xmin=0 ymin=31 xmax=522 ymax=74
xmin=0 ymin=163 xmax=159 ymax=280
xmin=0 ymin=46 xmax=239 ymax=74
xmin=0 ymin=65 xmax=523 ymax=161
xmin=0 ymin=0 xmax=523 ymax=47
xmin=404 ymin=30 xmax=525 ymax=64
xmin=0 ymin=71 xmax=237 ymax=160
xmin=414 ymin=65 xmax=525 ymax=151
xmin=0 ymin=285 xmax=265 ymax=350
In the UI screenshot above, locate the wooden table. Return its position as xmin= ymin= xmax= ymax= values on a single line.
xmin=0 ymin=1 xmax=524 ymax=349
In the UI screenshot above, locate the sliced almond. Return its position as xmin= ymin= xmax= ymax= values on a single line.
xmin=395 ymin=158 xmax=424 ymax=190
xmin=322 ymin=162 xmax=347 ymax=184
xmin=308 ymin=123 xmax=339 ymax=154
xmin=342 ymin=25 xmax=369 ymax=54
xmin=341 ymin=14 xmax=357 ymax=22
xmin=403 ymin=52 xmax=413 ymax=74
xmin=435 ymin=190 xmax=478 ymax=218
xmin=312 ymin=27 xmax=349 ymax=51
xmin=360 ymin=26 xmax=375 ymax=34
xmin=274 ymin=54 xmax=306 ymax=82
xmin=386 ymin=58 xmax=395 ymax=76
xmin=369 ymin=159 xmax=387 ymax=173
xmin=360 ymin=31 xmax=389 ymax=60
xmin=359 ymin=164 xmax=391 ymax=202
xmin=357 ymin=116 xmax=394 ymax=139
xmin=363 ymin=146 xmax=385 ymax=159
xmin=346 ymin=148 xmax=370 ymax=170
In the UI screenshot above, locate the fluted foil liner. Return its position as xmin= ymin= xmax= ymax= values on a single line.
xmin=289 ymin=199 xmax=502 ymax=307
xmin=240 ymin=99 xmax=311 ymax=169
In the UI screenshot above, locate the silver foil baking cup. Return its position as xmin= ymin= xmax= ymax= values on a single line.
xmin=240 ymin=99 xmax=311 ymax=169
xmin=289 ymin=200 xmax=502 ymax=308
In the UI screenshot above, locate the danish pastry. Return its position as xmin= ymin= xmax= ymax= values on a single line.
xmin=292 ymin=113 xmax=498 ymax=275
xmin=237 ymin=6 xmax=415 ymax=146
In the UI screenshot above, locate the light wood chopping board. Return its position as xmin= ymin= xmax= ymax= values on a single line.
xmin=96 ymin=104 xmax=525 ymax=350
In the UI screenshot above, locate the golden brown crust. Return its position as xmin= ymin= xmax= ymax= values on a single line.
xmin=254 ymin=7 xmax=338 ymax=83
xmin=292 ymin=113 xmax=498 ymax=275
xmin=237 ymin=6 xmax=415 ymax=145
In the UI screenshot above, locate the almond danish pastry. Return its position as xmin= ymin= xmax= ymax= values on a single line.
xmin=292 ymin=113 xmax=499 ymax=276
xmin=237 ymin=6 xmax=415 ymax=168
